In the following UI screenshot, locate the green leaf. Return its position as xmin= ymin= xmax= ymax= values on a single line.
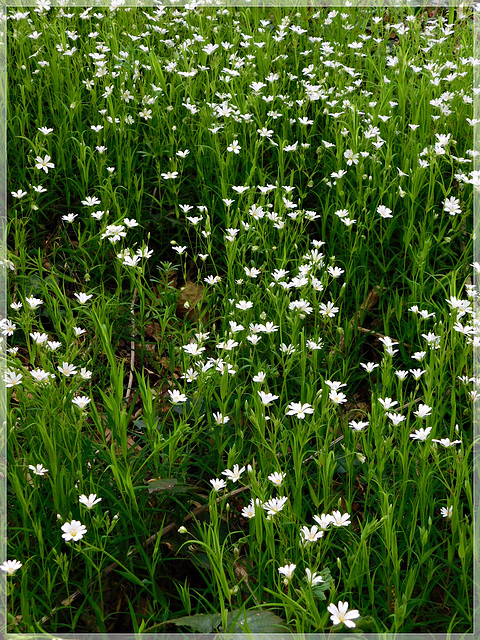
xmin=224 ymin=609 xmax=287 ymax=633
xmin=173 ymin=609 xmax=287 ymax=633
xmin=144 ymin=478 xmax=178 ymax=493
xmin=172 ymin=612 xmax=221 ymax=632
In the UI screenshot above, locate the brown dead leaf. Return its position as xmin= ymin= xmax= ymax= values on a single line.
xmin=176 ymin=280 xmax=207 ymax=322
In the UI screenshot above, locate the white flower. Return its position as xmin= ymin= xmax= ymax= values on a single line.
xmin=377 ymin=205 xmax=392 ymax=218
xmin=168 ymin=389 xmax=188 ymax=404
xmin=79 ymin=493 xmax=102 ymax=508
xmin=1 ymin=319 xmax=16 ymax=335
xmin=329 ymin=390 xmax=347 ymax=404
xmin=440 ymin=506 xmax=453 ymax=518
xmin=11 ymin=189 xmax=27 ymax=199
xmin=242 ymin=501 xmax=256 ymax=518
xmin=258 ymin=390 xmax=279 ymax=406
xmin=262 ymin=496 xmax=288 ymax=516
xmin=413 ymin=404 xmax=432 ymax=419
xmin=29 ymin=463 xmax=48 ymax=476
xmin=348 ymin=420 xmax=369 ymax=432
xmin=74 ymin=292 xmax=93 ymax=304
xmin=330 ymin=510 xmax=351 ymax=527
xmin=58 ymin=362 xmax=77 ymax=376
xmin=278 ymin=563 xmax=296 ymax=581
xmin=30 ymin=332 xmax=49 ymax=344
xmin=268 ymin=472 xmax=285 ymax=486
xmin=72 ymin=396 xmax=91 ymax=410
xmin=300 ymin=525 xmax=324 ymax=543
xmin=25 ymin=297 xmax=43 ymax=309
xmin=182 ymin=343 xmax=206 ymax=356
xmin=253 ymin=371 xmax=266 ymax=383
xmin=30 ymin=369 xmax=52 ymax=382
xmin=360 ymin=362 xmax=379 ymax=372
xmin=210 ymin=478 xmax=227 ymax=491
xmin=227 ymin=140 xmax=241 ymax=154
xmin=236 ymin=300 xmax=253 ymax=310
xmin=222 ymin=464 xmax=246 ymax=483
xmin=0 ymin=560 xmax=22 ymax=575
xmin=432 ymin=437 xmax=461 ymax=448
xmin=61 ymin=520 xmax=87 ymax=542
xmin=313 ymin=513 xmax=335 ymax=529
xmin=35 ymin=154 xmax=55 ymax=173
xmin=212 ymin=412 xmax=229 ymax=425
xmin=305 ymin=568 xmax=324 ymax=586
xmin=172 ymin=245 xmax=187 ymax=255
xmin=327 ymin=601 xmax=360 ymax=628
xmin=410 ymin=427 xmax=433 ymax=441
xmin=378 ymin=397 xmax=398 ymax=410
xmin=4 ymin=370 xmax=23 ymax=387
xmin=286 ymin=402 xmax=314 ymax=419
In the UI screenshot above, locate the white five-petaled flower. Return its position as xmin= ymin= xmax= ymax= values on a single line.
xmin=222 ymin=464 xmax=246 ymax=483
xmin=61 ymin=520 xmax=87 ymax=542
xmin=262 ymin=496 xmax=288 ymax=516
xmin=410 ymin=427 xmax=433 ymax=441
xmin=378 ymin=397 xmax=398 ymax=410
xmin=236 ymin=300 xmax=253 ymax=310
xmin=74 ymin=292 xmax=93 ymax=304
xmin=300 ymin=525 xmax=324 ymax=544
xmin=432 ymin=437 xmax=461 ymax=447
xmin=278 ymin=563 xmax=296 ymax=581
xmin=227 ymin=140 xmax=241 ymax=154
xmin=35 ymin=154 xmax=55 ymax=173
xmin=25 ymin=297 xmax=43 ymax=309
xmin=30 ymin=332 xmax=49 ymax=344
xmin=305 ymin=568 xmax=324 ymax=586
xmin=0 ymin=560 xmax=22 ymax=575
xmin=168 ymin=389 xmax=188 ymax=404
xmin=313 ymin=513 xmax=335 ymax=529
xmin=72 ymin=396 xmax=91 ymax=410
xmin=241 ymin=501 xmax=256 ymax=518
xmin=329 ymin=390 xmax=348 ymax=405
xmin=330 ymin=510 xmax=351 ymax=527
xmin=258 ymin=390 xmax=279 ymax=406
xmin=30 ymin=369 xmax=52 ymax=382
xmin=327 ymin=601 xmax=360 ymax=628
xmin=210 ymin=478 xmax=227 ymax=491
xmin=79 ymin=493 xmax=102 ymax=508
xmin=213 ymin=412 xmax=229 ymax=425
xmin=377 ymin=204 xmax=393 ymax=218
xmin=440 ymin=505 xmax=453 ymax=518
xmin=348 ymin=420 xmax=369 ymax=432
xmin=413 ymin=404 xmax=432 ymax=418
xmin=268 ymin=472 xmax=285 ymax=486
xmin=29 ymin=463 xmax=48 ymax=476
xmin=4 ymin=370 xmax=23 ymax=387
xmin=286 ymin=402 xmax=314 ymax=419
xmin=182 ymin=343 xmax=206 ymax=356
xmin=58 ymin=362 xmax=77 ymax=376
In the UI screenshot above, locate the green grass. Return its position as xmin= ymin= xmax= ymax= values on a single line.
xmin=3 ymin=2 xmax=475 ymax=635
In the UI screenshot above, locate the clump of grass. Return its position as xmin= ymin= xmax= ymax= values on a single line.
xmin=3 ymin=2 xmax=474 ymax=634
